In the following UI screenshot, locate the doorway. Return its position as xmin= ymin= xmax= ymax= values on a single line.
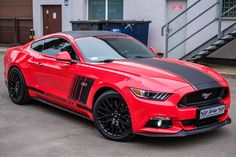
xmin=43 ymin=5 xmax=62 ymax=35
xmin=166 ymin=0 xmax=187 ymax=59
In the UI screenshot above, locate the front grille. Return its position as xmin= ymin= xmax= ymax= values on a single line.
xmin=178 ymin=87 xmax=228 ymax=107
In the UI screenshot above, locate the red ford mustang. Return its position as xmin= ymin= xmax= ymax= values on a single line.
xmin=4 ymin=31 xmax=231 ymax=141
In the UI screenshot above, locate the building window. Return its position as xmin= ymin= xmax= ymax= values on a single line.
xmin=108 ymin=0 xmax=123 ymax=20
xmin=223 ymin=0 xmax=236 ymax=17
xmin=89 ymin=0 xmax=123 ymax=20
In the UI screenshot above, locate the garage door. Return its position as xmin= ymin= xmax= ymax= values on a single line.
xmin=0 ymin=0 xmax=33 ymax=44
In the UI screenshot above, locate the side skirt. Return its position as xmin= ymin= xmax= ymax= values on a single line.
xmin=33 ymin=98 xmax=93 ymax=121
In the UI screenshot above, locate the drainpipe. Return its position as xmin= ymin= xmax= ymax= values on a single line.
xmin=164 ymin=24 xmax=169 ymax=58
xmin=218 ymin=0 xmax=223 ymax=39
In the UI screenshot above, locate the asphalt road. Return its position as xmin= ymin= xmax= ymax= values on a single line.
xmin=0 ymin=53 xmax=235 ymax=157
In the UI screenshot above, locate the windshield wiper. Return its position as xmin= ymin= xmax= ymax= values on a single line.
xmin=98 ymin=59 xmax=115 ymax=63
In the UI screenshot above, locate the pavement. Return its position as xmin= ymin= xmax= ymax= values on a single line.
xmin=0 ymin=53 xmax=236 ymax=157
xmin=0 ymin=47 xmax=8 ymax=54
xmin=203 ymin=63 xmax=236 ymax=79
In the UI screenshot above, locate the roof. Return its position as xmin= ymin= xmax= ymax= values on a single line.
xmin=62 ymin=31 xmax=128 ymax=39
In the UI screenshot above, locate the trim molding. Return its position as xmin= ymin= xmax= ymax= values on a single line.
xmin=28 ymin=86 xmax=92 ymax=113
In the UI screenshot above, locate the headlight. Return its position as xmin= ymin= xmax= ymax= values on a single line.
xmin=130 ymin=88 xmax=171 ymax=101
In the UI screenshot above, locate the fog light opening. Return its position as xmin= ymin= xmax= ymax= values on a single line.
xmin=146 ymin=117 xmax=172 ymax=129
xmin=157 ymin=119 xmax=162 ymax=127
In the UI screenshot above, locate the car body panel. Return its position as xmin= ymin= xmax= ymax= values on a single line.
xmin=4 ymin=31 xmax=231 ymax=137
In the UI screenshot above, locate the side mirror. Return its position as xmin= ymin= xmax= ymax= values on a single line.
xmin=56 ymin=51 xmax=72 ymax=63
xmin=149 ymin=47 xmax=161 ymax=58
xmin=149 ymin=47 xmax=157 ymax=55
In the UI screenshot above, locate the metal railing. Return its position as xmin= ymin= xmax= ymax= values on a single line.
xmin=161 ymin=0 xmax=236 ymax=58
xmin=223 ymin=0 xmax=236 ymax=17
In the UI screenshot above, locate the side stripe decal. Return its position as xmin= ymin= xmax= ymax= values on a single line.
xmin=79 ymin=78 xmax=95 ymax=104
xmin=70 ymin=76 xmax=95 ymax=105
xmin=70 ymin=76 xmax=84 ymax=100
xmin=132 ymin=58 xmax=222 ymax=90
xmin=28 ymin=86 xmax=92 ymax=113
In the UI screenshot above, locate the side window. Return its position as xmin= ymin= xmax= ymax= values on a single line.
xmin=42 ymin=38 xmax=62 ymax=57
xmin=31 ymin=40 xmax=44 ymax=52
xmin=42 ymin=38 xmax=78 ymax=60
xmin=59 ymin=40 xmax=78 ymax=60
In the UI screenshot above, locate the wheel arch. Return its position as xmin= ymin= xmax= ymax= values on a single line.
xmin=7 ymin=65 xmax=23 ymax=81
xmin=92 ymin=86 xmax=117 ymax=110
xmin=7 ymin=65 xmax=31 ymax=105
xmin=91 ymin=84 xmax=133 ymax=120
xmin=7 ymin=65 xmax=30 ymax=87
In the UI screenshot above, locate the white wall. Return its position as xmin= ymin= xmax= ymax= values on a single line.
xmin=33 ymin=0 xmax=235 ymax=60
xmin=33 ymin=0 xmax=74 ymax=38
xmin=124 ymin=0 xmax=235 ymax=58
xmin=124 ymin=0 xmax=166 ymax=52
xmin=70 ymin=0 xmax=88 ymax=21
xmin=33 ymin=0 xmax=167 ymax=52
xmin=184 ymin=0 xmax=235 ymax=56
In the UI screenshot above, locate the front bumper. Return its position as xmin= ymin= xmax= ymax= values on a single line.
xmin=135 ymin=118 xmax=231 ymax=137
xmin=123 ymin=85 xmax=231 ymax=135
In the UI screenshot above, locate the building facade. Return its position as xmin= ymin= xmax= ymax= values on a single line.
xmin=32 ymin=0 xmax=236 ymax=60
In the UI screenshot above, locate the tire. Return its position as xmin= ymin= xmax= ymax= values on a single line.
xmin=93 ymin=90 xmax=134 ymax=141
xmin=8 ymin=67 xmax=31 ymax=105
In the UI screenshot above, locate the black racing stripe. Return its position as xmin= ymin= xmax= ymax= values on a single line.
xmin=132 ymin=58 xmax=221 ymax=90
xmin=70 ymin=76 xmax=80 ymax=99
xmin=79 ymin=78 xmax=95 ymax=104
xmin=71 ymin=76 xmax=85 ymax=100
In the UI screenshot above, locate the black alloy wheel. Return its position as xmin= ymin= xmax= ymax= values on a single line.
xmin=93 ymin=90 xmax=134 ymax=141
xmin=8 ymin=67 xmax=31 ymax=105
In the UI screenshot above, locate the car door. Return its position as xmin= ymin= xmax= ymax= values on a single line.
xmin=34 ymin=37 xmax=80 ymax=107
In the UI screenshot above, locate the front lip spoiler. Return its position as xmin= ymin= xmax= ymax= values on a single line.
xmin=135 ymin=118 xmax=231 ymax=137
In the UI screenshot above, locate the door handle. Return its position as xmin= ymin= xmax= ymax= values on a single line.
xmin=61 ymin=63 xmax=71 ymax=67
xmin=40 ymin=63 xmax=61 ymax=70
xmin=29 ymin=61 xmax=42 ymax=66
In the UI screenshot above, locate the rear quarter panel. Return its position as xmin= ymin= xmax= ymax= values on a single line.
xmin=4 ymin=44 xmax=32 ymax=84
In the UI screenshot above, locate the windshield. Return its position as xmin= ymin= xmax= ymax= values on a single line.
xmin=75 ymin=36 xmax=156 ymax=62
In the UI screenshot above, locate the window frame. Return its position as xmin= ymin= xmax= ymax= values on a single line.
xmin=222 ymin=0 xmax=236 ymax=17
xmin=31 ymin=39 xmax=44 ymax=53
xmin=87 ymin=0 xmax=123 ymax=20
xmin=30 ymin=36 xmax=80 ymax=62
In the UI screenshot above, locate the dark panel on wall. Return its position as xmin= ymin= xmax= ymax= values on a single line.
xmin=0 ymin=0 xmax=33 ymax=17
xmin=209 ymin=38 xmax=236 ymax=60
xmin=0 ymin=0 xmax=33 ymax=44
xmin=0 ymin=19 xmax=14 ymax=43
